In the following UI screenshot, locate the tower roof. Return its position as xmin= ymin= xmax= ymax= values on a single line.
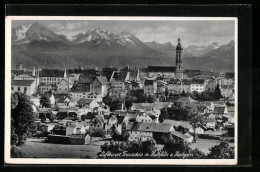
xmin=176 ymin=37 xmax=183 ymax=50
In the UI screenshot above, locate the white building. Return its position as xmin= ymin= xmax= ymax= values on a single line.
xmin=11 ymin=80 xmax=37 ymax=96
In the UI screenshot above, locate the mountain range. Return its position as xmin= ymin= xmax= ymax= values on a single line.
xmin=11 ymin=23 xmax=235 ymax=72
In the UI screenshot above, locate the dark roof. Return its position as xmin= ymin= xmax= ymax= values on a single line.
xmin=117 ymin=116 xmax=125 ymax=124
xmin=171 ymin=131 xmax=190 ymax=140
xmin=12 ymin=80 xmax=34 ymax=86
xmin=148 ymin=66 xmax=176 ymax=72
xmin=225 ymin=72 xmax=234 ymax=78
xmin=95 ymin=76 xmax=109 ymax=85
xmin=78 ymin=74 xmax=94 ymax=83
xmin=191 ymin=79 xmax=205 ymax=84
xmin=40 ymin=69 xmax=64 ymax=77
xmin=126 ymin=122 xmax=172 ymax=133
xmin=184 ymin=70 xmax=201 ymax=77
xmin=144 ymin=80 xmax=154 ymax=86
xmin=213 ymin=106 xmax=226 ymax=114
xmin=112 ymin=71 xmax=128 ymax=82
xmin=163 ymin=119 xmax=192 ymax=130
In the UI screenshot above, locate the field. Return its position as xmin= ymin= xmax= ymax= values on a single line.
xmin=18 ymin=138 xmax=105 ymax=158
xmin=17 ymin=138 xmax=234 ymax=159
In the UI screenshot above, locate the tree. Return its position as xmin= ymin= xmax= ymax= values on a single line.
xmin=39 ymin=113 xmax=47 ymax=122
xmin=140 ymin=139 xmax=156 ymax=157
xmin=11 ymin=92 xmax=36 ymax=146
xmin=187 ymin=105 xmax=201 ymax=142
xmin=125 ymin=96 xmax=134 ymax=110
xmin=81 ymin=114 xmax=86 ymax=121
xmin=163 ymin=138 xmax=190 ymax=158
xmin=214 ymin=84 xmax=222 ymax=100
xmin=40 ymin=96 xmax=51 ymax=108
xmin=11 ymin=146 xmax=25 ymax=158
xmin=85 ymin=112 xmax=96 ymax=119
xmin=165 ymin=88 xmax=169 ymax=97
xmin=46 ymin=112 xmax=55 ymax=122
xmin=188 ymin=148 xmax=206 ymax=159
xmin=147 ymin=94 xmax=155 ymax=103
xmin=207 ymin=142 xmax=234 ymax=159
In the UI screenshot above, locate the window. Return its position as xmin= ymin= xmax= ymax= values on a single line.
xmin=24 ymin=87 xmax=27 ymax=92
xmin=18 ymin=87 xmax=20 ymax=91
xmin=11 ymin=87 xmax=14 ymax=91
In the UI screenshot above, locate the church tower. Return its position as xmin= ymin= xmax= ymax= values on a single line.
xmin=175 ymin=37 xmax=184 ymax=79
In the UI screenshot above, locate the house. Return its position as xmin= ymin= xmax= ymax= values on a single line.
xmin=109 ymin=70 xmax=129 ymax=90
xmin=38 ymin=84 xmax=57 ymax=94
xmin=89 ymin=115 xmax=105 ymax=129
xmin=212 ymin=104 xmax=228 ymax=118
xmin=69 ymin=134 xmax=91 ymax=145
xmin=38 ymin=123 xmax=56 ymax=133
xmin=126 ymin=122 xmax=174 ymax=141
xmin=104 ymin=115 xmax=118 ymax=132
xmin=220 ymin=85 xmax=234 ymax=98
xmin=222 ymin=114 xmax=235 ymax=124
xmin=162 ymin=119 xmax=194 ymax=133
xmin=78 ymin=99 xmax=100 ymax=110
xmin=171 ymin=130 xmax=194 ymax=143
xmin=176 ymin=96 xmax=197 ymax=105
xmin=11 ymin=80 xmax=37 ymax=96
xmin=131 ymin=102 xmax=171 ymax=112
xmin=190 ymin=79 xmax=205 ymax=93
xmin=136 ymin=112 xmax=158 ymax=123
xmin=57 ymin=79 xmax=70 ymax=93
xmin=66 ymin=122 xmax=89 ymax=136
xmin=54 ymin=94 xmax=70 ymax=107
xmin=90 ymin=76 xmax=109 ymax=97
xmin=39 ymin=69 xmax=68 ymax=86
xmin=13 ymin=73 xmax=40 ymax=88
xmin=206 ymin=79 xmax=217 ymax=92
xmin=201 ymin=117 xmax=216 ymax=129
xmin=144 ymin=80 xmax=157 ymax=95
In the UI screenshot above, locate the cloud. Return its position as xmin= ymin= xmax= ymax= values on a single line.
xmin=48 ymin=21 xmax=89 ymax=35
xmin=48 ymin=23 xmax=64 ymax=31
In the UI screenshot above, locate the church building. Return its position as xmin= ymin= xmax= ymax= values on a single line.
xmin=147 ymin=38 xmax=184 ymax=79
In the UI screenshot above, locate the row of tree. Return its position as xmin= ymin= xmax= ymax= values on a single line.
xmin=98 ymin=138 xmax=234 ymax=159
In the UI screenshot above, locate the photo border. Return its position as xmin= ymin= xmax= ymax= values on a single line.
xmin=5 ymin=16 xmax=238 ymax=165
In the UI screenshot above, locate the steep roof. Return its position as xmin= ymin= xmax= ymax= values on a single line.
xmin=117 ymin=116 xmax=126 ymax=124
xmin=163 ymin=119 xmax=192 ymax=130
xmin=148 ymin=66 xmax=176 ymax=72
xmin=126 ymin=122 xmax=172 ymax=133
xmin=95 ymin=115 xmax=105 ymax=124
xmin=111 ymin=71 xmax=128 ymax=82
xmin=11 ymin=80 xmax=34 ymax=86
xmin=95 ymin=76 xmax=109 ymax=85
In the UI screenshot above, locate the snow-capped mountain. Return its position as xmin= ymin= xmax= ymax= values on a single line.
xmin=201 ymin=40 xmax=234 ymax=59
xmin=66 ymin=27 xmax=146 ymax=48
xmin=12 ymin=23 xmax=69 ymax=45
xmin=184 ymin=42 xmax=223 ymax=57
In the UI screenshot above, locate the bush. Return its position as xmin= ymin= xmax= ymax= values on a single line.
xmin=11 ymin=146 xmax=25 ymax=158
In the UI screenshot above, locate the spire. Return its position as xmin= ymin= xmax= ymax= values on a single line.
xmin=64 ymin=69 xmax=67 ymax=78
xmin=176 ymin=37 xmax=183 ymax=50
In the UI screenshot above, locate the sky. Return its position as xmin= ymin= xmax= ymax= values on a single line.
xmin=12 ymin=20 xmax=235 ymax=46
